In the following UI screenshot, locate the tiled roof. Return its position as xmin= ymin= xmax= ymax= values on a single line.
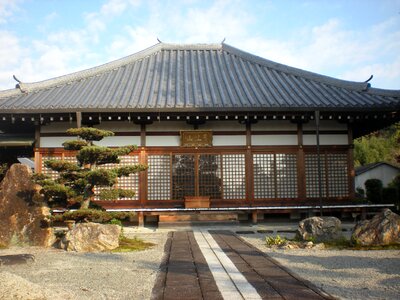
xmin=355 ymin=162 xmax=400 ymax=176
xmin=0 ymin=42 xmax=399 ymax=113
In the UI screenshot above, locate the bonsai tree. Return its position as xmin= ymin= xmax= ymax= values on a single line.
xmin=33 ymin=127 xmax=147 ymax=209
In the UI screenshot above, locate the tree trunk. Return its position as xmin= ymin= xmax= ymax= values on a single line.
xmin=80 ymin=198 xmax=90 ymax=209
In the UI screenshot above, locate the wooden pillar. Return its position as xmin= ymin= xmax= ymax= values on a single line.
xmin=140 ymin=123 xmax=146 ymax=147
xmin=252 ymin=211 xmax=258 ymax=224
xmin=34 ymin=123 xmax=41 ymax=148
xmin=76 ymin=112 xmax=82 ymax=128
xmin=34 ymin=150 xmax=41 ymax=173
xmin=34 ymin=123 xmax=41 ymax=173
xmin=297 ymin=123 xmax=306 ymax=200
xmin=139 ymin=124 xmax=147 ymax=207
xmin=347 ymin=124 xmax=356 ymax=199
xmin=138 ymin=212 xmax=144 ymax=227
xmin=245 ymin=122 xmax=253 ymax=204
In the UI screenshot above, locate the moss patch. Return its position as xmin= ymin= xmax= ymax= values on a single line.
xmin=112 ymin=236 xmax=155 ymax=252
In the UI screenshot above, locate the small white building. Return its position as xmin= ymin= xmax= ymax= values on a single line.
xmin=355 ymin=162 xmax=400 ymax=191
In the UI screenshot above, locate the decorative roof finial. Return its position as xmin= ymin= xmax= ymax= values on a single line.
xmin=221 ymin=37 xmax=226 ymax=44
xmin=157 ymin=37 xmax=162 ymax=43
xmin=364 ymin=75 xmax=373 ymax=83
xmin=13 ymin=75 xmax=22 ymax=83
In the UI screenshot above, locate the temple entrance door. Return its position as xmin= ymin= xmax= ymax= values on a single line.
xmin=171 ymin=154 xmax=222 ymax=200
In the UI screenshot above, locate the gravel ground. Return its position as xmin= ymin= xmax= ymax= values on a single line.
xmin=1 ymin=226 xmax=400 ymax=300
xmin=0 ymin=230 xmax=167 ymax=300
xmin=239 ymin=232 xmax=400 ymax=300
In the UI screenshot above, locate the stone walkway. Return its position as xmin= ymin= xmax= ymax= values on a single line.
xmin=151 ymin=230 xmax=333 ymax=300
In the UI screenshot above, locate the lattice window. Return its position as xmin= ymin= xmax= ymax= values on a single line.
xmin=199 ymin=154 xmax=222 ymax=199
xmin=148 ymin=155 xmax=171 ymax=200
xmin=276 ymin=154 xmax=298 ymax=198
xmin=172 ymin=155 xmax=195 ymax=200
xmin=253 ymin=154 xmax=275 ymax=198
xmin=41 ymin=155 xmax=76 ymax=179
xmin=327 ymin=153 xmax=348 ymax=197
xmin=222 ymin=154 xmax=246 ymax=199
xmin=253 ymin=153 xmax=298 ymax=199
xmin=305 ymin=154 xmax=327 ymax=198
xmin=41 ymin=155 xmax=63 ymax=179
xmin=94 ymin=155 xmax=139 ymax=200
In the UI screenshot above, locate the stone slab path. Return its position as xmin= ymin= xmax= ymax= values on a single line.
xmin=151 ymin=230 xmax=333 ymax=300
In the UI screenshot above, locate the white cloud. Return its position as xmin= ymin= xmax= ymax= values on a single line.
xmin=0 ymin=0 xmax=22 ymax=24
xmin=0 ymin=0 xmax=399 ymax=91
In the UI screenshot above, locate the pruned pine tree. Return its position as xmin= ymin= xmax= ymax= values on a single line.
xmin=33 ymin=127 xmax=147 ymax=209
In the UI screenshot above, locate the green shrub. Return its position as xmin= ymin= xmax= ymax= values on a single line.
xmin=356 ymin=187 xmax=365 ymax=199
xmin=266 ymin=235 xmax=286 ymax=246
xmin=51 ymin=209 xmax=135 ymax=223
xmin=365 ymin=179 xmax=383 ymax=203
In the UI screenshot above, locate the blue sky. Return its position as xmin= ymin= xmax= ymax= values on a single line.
xmin=0 ymin=0 xmax=399 ymax=90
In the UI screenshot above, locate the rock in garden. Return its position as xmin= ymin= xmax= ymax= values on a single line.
xmin=62 ymin=222 xmax=121 ymax=252
xmin=352 ymin=209 xmax=400 ymax=246
xmin=296 ymin=216 xmax=342 ymax=242
xmin=0 ymin=164 xmax=55 ymax=247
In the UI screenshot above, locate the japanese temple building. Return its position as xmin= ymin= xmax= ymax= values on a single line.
xmin=1 ymin=42 xmax=399 ymax=222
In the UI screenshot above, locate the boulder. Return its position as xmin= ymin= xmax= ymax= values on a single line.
xmin=61 ymin=222 xmax=121 ymax=252
xmin=296 ymin=216 xmax=342 ymax=242
xmin=0 ymin=164 xmax=55 ymax=247
xmin=352 ymin=209 xmax=400 ymax=246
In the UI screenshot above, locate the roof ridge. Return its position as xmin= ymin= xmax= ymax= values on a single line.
xmin=1 ymin=42 xmax=399 ymax=101
xmin=221 ymin=43 xmax=400 ymax=95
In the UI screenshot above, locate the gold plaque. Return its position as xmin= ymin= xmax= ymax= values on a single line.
xmin=181 ymin=131 xmax=212 ymax=147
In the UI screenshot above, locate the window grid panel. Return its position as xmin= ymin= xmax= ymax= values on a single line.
xmin=253 ymin=154 xmax=275 ymax=199
xmin=276 ymin=153 xmax=298 ymax=198
xmin=172 ymin=155 xmax=195 ymax=200
xmin=222 ymin=154 xmax=246 ymax=199
xmin=199 ymin=154 xmax=222 ymax=199
xmin=327 ymin=153 xmax=348 ymax=197
xmin=41 ymin=155 xmax=63 ymax=179
xmin=94 ymin=155 xmax=139 ymax=201
xmin=148 ymin=155 xmax=171 ymax=200
xmin=305 ymin=154 xmax=327 ymax=198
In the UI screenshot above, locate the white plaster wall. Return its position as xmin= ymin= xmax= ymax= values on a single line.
xmin=252 ymin=135 xmax=297 ymax=146
xmin=40 ymin=122 xmax=72 ymax=133
xmin=40 ymin=137 xmax=70 ymax=147
xmin=41 ymin=122 xmax=140 ymax=134
xmin=95 ymin=136 xmax=141 ymax=147
xmin=95 ymin=122 xmax=140 ymax=132
xmin=251 ymin=120 xmax=297 ymax=131
xmin=303 ymin=134 xmax=348 ymax=145
xmin=200 ymin=121 xmax=245 ymax=131
xmin=213 ymin=135 xmax=246 ymax=146
xmin=40 ymin=136 xmax=140 ymax=148
xmin=147 ymin=121 xmax=192 ymax=132
xmin=303 ymin=120 xmax=347 ymax=131
xmin=146 ymin=136 xmax=181 ymax=146
xmin=355 ymin=165 xmax=400 ymax=190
